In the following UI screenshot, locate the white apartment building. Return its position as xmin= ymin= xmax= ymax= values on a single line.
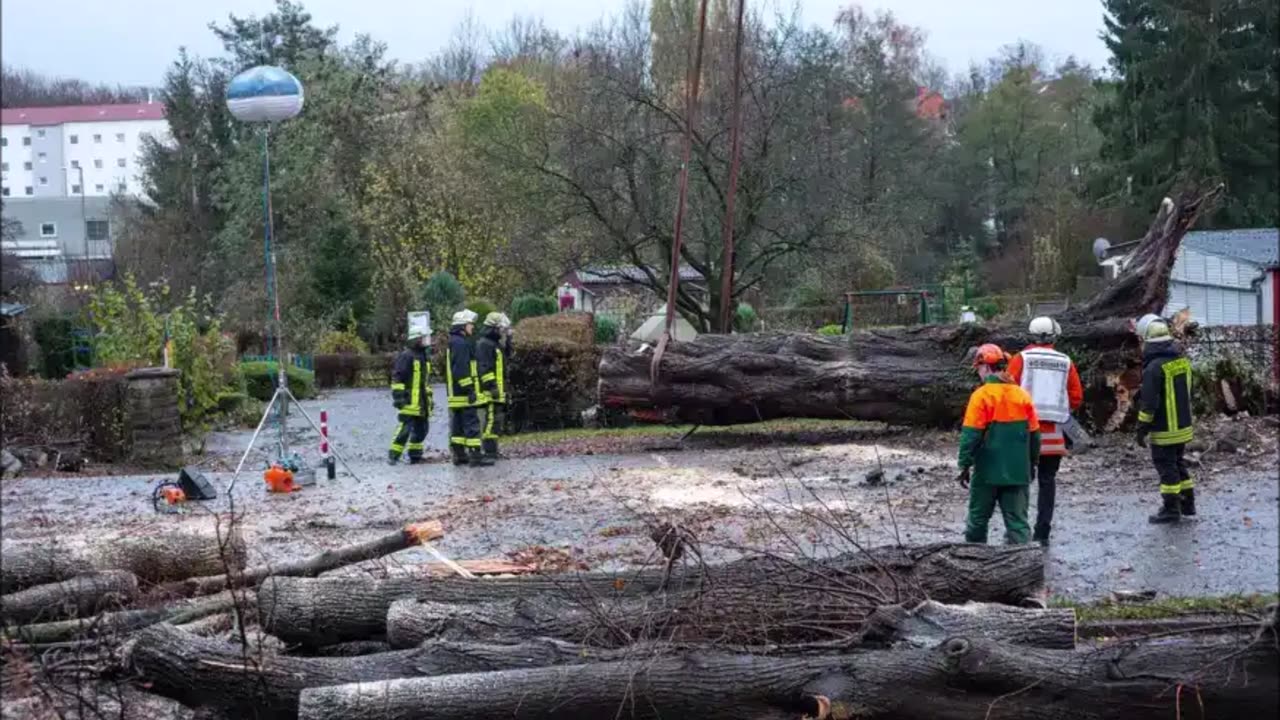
xmin=1 ymin=103 xmax=168 ymax=278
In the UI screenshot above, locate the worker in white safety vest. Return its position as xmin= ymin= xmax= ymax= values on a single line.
xmin=1007 ymin=316 xmax=1083 ymax=547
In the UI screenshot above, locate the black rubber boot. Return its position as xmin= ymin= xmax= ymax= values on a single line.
xmin=408 ymin=455 xmax=424 ymax=465
xmin=482 ymin=439 xmax=499 ymax=461
xmin=1179 ymin=488 xmax=1197 ymax=517
xmin=450 ymin=446 xmax=469 ymax=466
xmin=468 ymin=447 xmax=494 ymax=467
xmin=387 ymin=451 xmax=400 ymax=466
xmin=1148 ymin=494 xmax=1182 ymax=524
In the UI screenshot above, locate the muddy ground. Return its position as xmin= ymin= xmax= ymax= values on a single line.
xmin=2 ymin=387 xmax=1276 ymax=602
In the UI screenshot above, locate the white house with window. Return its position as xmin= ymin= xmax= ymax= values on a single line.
xmin=1106 ymin=229 xmax=1279 ymax=326
xmin=1 ymin=102 xmax=168 ymax=282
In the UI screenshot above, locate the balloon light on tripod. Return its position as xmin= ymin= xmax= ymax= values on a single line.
xmin=227 ymin=65 xmax=304 ymax=123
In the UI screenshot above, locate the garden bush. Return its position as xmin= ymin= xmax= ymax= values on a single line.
xmin=467 ymin=298 xmax=497 ymax=323
xmin=33 ymin=316 xmax=75 ymax=379
xmin=594 ymin=315 xmax=619 ymax=344
xmin=0 ymin=371 xmax=130 ymax=462
xmin=316 ymin=328 xmax=370 ymax=355
xmin=313 ymin=353 xmax=397 ymax=389
xmin=509 ymin=294 xmax=557 ymax=325
xmin=817 ymin=323 xmax=843 ymax=336
xmin=734 ymin=303 xmax=758 ymax=333
xmin=239 ymin=361 xmax=316 ymax=401
xmin=421 ymin=271 xmax=465 ymax=331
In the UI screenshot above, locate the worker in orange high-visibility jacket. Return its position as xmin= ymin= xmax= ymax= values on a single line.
xmin=957 ymin=344 xmax=1041 ymax=545
xmin=1007 ymin=316 xmax=1083 ymax=547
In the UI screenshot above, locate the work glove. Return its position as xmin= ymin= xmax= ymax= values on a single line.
xmin=956 ymin=467 xmax=971 ymax=490
xmin=392 ymin=390 xmax=407 ymax=409
xmin=1134 ymin=425 xmax=1149 ymax=448
xmin=468 ymin=389 xmax=477 ymax=405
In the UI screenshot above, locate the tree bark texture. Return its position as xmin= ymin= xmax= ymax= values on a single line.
xmin=153 ymin=521 xmax=443 ymax=599
xmin=262 ymin=543 xmax=1044 ymax=647
xmin=598 ymin=187 xmax=1224 ymax=427
xmin=6 ymin=590 xmax=246 ymax=645
xmin=1 ymin=527 xmax=246 ymax=593
xmin=384 ymin=595 xmax=1077 ymax=650
xmin=298 ymin=629 xmax=1276 ymax=720
xmin=856 ymin=599 xmax=1076 ymax=649
xmin=0 ymin=570 xmax=139 ymax=624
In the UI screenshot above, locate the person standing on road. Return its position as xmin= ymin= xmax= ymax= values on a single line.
xmin=1007 ymin=316 xmax=1084 ymax=547
xmin=1133 ymin=316 xmax=1196 ymax=523
xmin=446 ymin=310 xmax=493 ymax=467
xmin=475 ymin=312 xmax=513 ymax=462
xmin=957 ymin=344 xmax=1041 ymax=545
xmin=388 ymin=326 xmax=433 ymax=465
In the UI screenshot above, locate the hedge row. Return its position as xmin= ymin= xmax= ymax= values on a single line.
xmin=1 ymin=370 xmax=131 ymax=462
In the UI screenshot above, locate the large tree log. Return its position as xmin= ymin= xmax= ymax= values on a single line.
xmin=6 ymin=589 xmax=246 ymax=645
xmin=1 ymin=527 xmax=246 ymax=593
xmin=125 ymin=624 xmax=665 ymax=717
xmin=130 ymin=601 xmax=1076 ymax=717
xmin=599 ymin=187 xmax=1223 ymax=427
xmin=152 ymin=521 xmax=443 ymax=599
xmin=384 ymin=596 xmax=1077 ymax=650
xmin=298 ymin=628 xmax=1277 ymax=720
xmin=1 ymin=570 xmax=138 ymax=624
xmin=262 ymin=543 xmax=1045 ymax=646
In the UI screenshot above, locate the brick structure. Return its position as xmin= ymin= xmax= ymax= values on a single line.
xmin=125 ymin=367 xmax=181 ymax=465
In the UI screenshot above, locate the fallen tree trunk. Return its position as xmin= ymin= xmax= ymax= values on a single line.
xmin=262 ymin=543 xmax=1045 ymax=646
xmin=1 ymin=570 xmax=138 ymax=624
xmin=599 ymin=187 xmax=1223 ymax=427
xmin=129 ymin=601 xmax=1077 ymax=717
xmin=6 ymin=589 xmax=245 ymax=645
xmin=856 ymin=599 xmax=1076 ymax=649
xmin=298 ymin=628 xmax=1276 ymax=720
xmin=126 ymin=625 xmax=673 ymax=717
xmin=1 ymin=527 xmax=246 ymax=593
xmin=384 ymin=596 xmax=1077 ymax=650
xmin=153 ymin=521 xmax=443 ymax=599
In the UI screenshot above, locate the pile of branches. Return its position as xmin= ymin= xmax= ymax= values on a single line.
xmin=4 ymin=525 xmax=1276 ymax=719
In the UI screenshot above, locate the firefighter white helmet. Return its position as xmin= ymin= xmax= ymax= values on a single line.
xmin=1140 ymin=317 xmax=1173 ymax=343
xmin=483 ymin=311 xmax=511 ymax=328
xmin=1133 ymin=313 xmax=1163 ymax=338
xmin=451 ymin=309 xmax=479 ymax=326
xmin=1028 ymin=316 xmax=1061 ymax=341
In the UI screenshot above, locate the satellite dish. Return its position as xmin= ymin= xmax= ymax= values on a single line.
xmin=1092 ymin=237 xmax=1111 ymax=263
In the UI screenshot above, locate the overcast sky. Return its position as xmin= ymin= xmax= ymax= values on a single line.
xmin=1 ymin=0 xmax=1112 ymax=88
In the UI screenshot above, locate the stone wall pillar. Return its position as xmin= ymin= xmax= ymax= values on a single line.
xmin=125 ymin=368 xmax=182 ymax=465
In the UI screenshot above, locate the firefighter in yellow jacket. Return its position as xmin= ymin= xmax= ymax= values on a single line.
xmin=388 ymin=326 xmax=432 ymax=465
xmin=1133 ymin=316 xmax=1196 ymax=523
xmin=957 ymin=344 xmax=1042 ymax=545
xmin=475 ymin=312 xmax=512 ymax=461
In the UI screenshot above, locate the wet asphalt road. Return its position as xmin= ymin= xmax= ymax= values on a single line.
xmin=2 ymin=387 xmax=1276 ymax=602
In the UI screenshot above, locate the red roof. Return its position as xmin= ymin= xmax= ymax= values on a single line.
xmin=1 ymin=103 xmax=165 ymax=126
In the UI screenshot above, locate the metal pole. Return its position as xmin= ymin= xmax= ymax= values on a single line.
xmin=262 ymin=124 xmax=288 ymax=456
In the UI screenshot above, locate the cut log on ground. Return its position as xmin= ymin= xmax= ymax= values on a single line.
xmin=856 ymin=599 xmax=1076 ymax=649
xmin=125 ymin=625 xmax=680 ymax=717
xmin=153 ymin=521 xmax=443 ymax=599
xmin=599 ymin=186 xmax=1223 ymax=427
xmin=1 ymin=570 xmax=138 ymax=624
xmin=384 ymin=595 xmax=1078 ymax=650
xmin=1 ymin=527 xmax=246 ymax=593
xmin=262 ymin=543 xmax=1045 ymax=646
xmin=6 ymin=590 xmax=246 ymax=645
xmin=298 ymin=627 xmax=1276 ymax=720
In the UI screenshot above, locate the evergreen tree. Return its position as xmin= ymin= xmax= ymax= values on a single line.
xmin=1096 ymin=0 xmax=1278 ymax=227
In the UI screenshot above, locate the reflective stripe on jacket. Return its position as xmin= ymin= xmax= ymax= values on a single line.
xmin=390 ymin=346 xmax=432 ymax=417
xmin=445 ymin=327 xmax=480 ymax=408
xmin=958 ymin=376 xmax=1042 ymax=486
xmin=475 ymin=329 xmax=510 ymax=404
xmin=1137 ymin=343 xmax=1194 ymax=445
xmin=1009 ymin=345 xmax=1080 ymax=424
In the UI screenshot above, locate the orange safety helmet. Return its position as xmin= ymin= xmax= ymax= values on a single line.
xmin=971 ymin=343 xmax=1008 ymax=368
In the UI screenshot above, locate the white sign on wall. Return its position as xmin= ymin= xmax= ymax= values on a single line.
xmin=408 ymin=311 xmax=431 ymax=338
